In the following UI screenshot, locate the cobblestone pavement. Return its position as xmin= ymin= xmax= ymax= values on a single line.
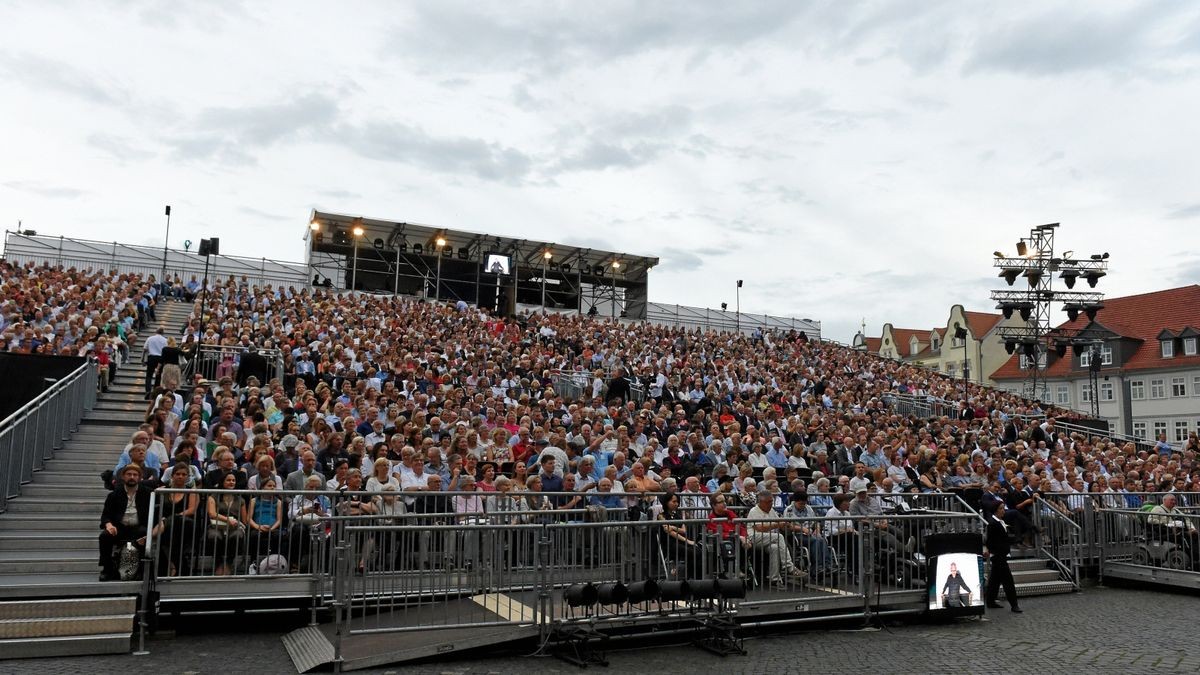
xmin=10 ymin=585 xmax=1200 ymax=674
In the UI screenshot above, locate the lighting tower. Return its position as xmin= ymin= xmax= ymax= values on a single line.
xmin=990 ymin=223 xmax=1110 ymax=403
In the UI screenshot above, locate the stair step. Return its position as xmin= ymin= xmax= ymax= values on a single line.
xmin=1008 ymin=558 xmax=1051 ymax=571
xmin=81 ymin=413 xmax=146 ymax=426
xmin=17 ymin=485 xmax=113 ymax=498
xmin=0 ymin=596 xmax=134 ymax=621
xmin=0 ymin=533 xmax=96 ymax=551
xmin=0 ymin=559 xmax=99 ymax=574
xmin=1011 ymin=569 xmax=1062 ymax=584
xmin=0 ymin=514 xmax=104 ymax=531
xmin=4 ymin=498 xmax=106 ymax=513
xmin=27 ymin=471 xmax=110 ymax=485
xmin=1006 ymin=579 xmax=1077 ymax=598
xmin=0 ymin=614 xmax=133 ymax=639
xmin=0 ymin=632 xmax=130 ymax=659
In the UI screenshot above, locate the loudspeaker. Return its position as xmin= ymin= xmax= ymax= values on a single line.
xmin=208 ymin=238 xmax=220 ymax=255
xmin=198 ymin=238 xmax=211 ymax=256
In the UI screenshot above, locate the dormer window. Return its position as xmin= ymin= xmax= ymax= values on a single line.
xmin=909 ymin=337 xmax=920 ymax=356
xmin=1185 ymin=337 xmax=1197 ymax=356
xmin=1162 ymin=340 xmax=1174 ymax=358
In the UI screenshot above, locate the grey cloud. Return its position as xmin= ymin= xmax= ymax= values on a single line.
xmin=2 ymin=181 xmax=87 ymax=199
xmin=334 ymin=122 xmax=534 ymax=183
xmin=238 ymin=206 xmax=290 ymax=222
xmin=1166 ymin=203 xmax=1200 ymax=220
xmin=740 ymin=181 xmax=808 ymax=204
xmin=0 ymin=52 xmax=127 ymax=106
xmin=87 ymin=134 xmax=156 ymax=162
xmin=167 ymin=92 xmax=339 ymax=164
xmin=964 ymin=4 xmax=1199 ymax=76
xmin=387 ymin=3 xmax=807 ymax=73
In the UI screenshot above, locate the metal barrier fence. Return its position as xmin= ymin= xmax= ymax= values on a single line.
xmin=179 ymin=345 xmax=285 ymax=386
xmin=1098 ymin=508 xmax=1200 ymax=582
xmin=548 ymin=370 xmax=646 ymax=405
xmin=0 ymin=360 xmax=97 ymax=513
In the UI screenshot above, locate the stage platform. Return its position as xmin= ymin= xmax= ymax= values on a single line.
xmin=281 ymin=581 xmax=927 ymax=672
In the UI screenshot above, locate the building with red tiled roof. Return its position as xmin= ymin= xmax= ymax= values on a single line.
xmin=855 ymin=305 xmax=1023 ymax=386
xmin=991 ymin=285 xmax=1200 ymax=441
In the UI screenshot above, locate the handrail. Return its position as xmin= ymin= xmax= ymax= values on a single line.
xmin=0 ymin=358 xmax=96 ymax=512
xmin=0 ymin=359 xmax=91 ymax=431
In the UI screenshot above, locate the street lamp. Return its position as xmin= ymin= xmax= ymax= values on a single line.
xmin=611 ymin=261 xmax=620 ymax=317
xmin=435 ymin=237 xmax=447 ymax=301
xmin=542 ymin=249 xmax=552 ymax=312
xmin=308 ymin=220 xmax=320 ymax=287
xmin=160 ymin=205 xmax=171 ymax=292
xmin=736 ymin=279 xmax=743 ymax=332
xmin=351 ymin=224 xmax=364 ymax=291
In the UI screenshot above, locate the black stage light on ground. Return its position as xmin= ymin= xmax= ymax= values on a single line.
xmin=658 ymin=580 xmax=691 ymax=602
xmin=595 ymin=582 xmax=628 ymax=605
xmin=565 ymin=583 xmax=598 ymax=608
xmin=689 ymin=579 xmax=720 ymax=600
xmin=716 ymin=577 xmax=746 ymax=599
xmin=1060 ymin=269 xmax=1079 ymax=288
xmin=626 ymin=580 xmax=659 ymax=603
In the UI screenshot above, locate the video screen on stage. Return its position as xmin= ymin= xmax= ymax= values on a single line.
xmin=928 ymin=553 xmax=984 ymax=611
xmin=485 ymin=253 xmax=511 ymax=275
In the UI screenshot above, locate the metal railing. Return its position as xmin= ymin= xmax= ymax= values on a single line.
xmin=1098 ymin=508 xmax=1200 ymax=582
xmin=643 ymin=302 xmax=821 ymax=339
xmin=548 ymin=369 xmax=646 ymax=405
xmin=2 ymin=231 xmax=310 ymax=289
xmin=179 ymin=344 xmax=285 ymax=386
xmin=0 ymin=359 xmax=97 ymax=513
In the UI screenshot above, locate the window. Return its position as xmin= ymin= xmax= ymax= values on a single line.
xmin=1172 ymin=377 xmax=1187 ymax=397
xmin=1150 ymin=379 xmax=1166 ymax=399
xmin=1101 ymin=382 xmax=1115 ymax=401
xmin=1185 ymin=337 xmax=1198 ymax=356
xmin=1080 ymin=350 xmax=1090 ymax=368
xmin=1055 ymin=385 xmax=1070 ymax=405
xmin=1133 ymin=422 xmax=1147 ymax=439
xmin=1100 ymin=345 xmax=1113 ymax=365
xmin=1162 ymin=340 xmax=1174 ymax=358
xmin=1175 ymin=421 xmax=1190 ymax=443
xmin=1130 ymin=380 xmax=1145 ymax=400
xmin=945 ymin=363 xmax=955 ymax=377
xmin=1193 ymin=375 xmax=1200 ymax=396
xmin=1153 ymin=421 xmax=1167 ymax=440
xmin=1080 ymin=383 xmax=1092 ymax=403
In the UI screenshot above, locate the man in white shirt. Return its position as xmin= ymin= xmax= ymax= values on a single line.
xmin=746 ymin=490 xmax=806 ymax=585
xmin=143 ymin=328 xmax=168 ymax=397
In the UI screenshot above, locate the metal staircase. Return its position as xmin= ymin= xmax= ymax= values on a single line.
xmin=0 ymin=299 xmax=191 ymax=659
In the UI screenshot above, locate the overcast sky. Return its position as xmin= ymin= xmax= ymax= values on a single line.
xmin=2 ymin=1 xmax=1198 ymax=341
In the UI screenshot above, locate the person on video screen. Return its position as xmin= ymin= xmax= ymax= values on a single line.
xmin=941 ymin=561 xmax=973 ymax=607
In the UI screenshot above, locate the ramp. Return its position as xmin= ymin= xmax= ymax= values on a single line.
xmin=283 ymin=594 xmax=540 ymax=672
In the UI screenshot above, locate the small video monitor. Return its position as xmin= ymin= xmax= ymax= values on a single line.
xmin=485 ymin=253 xmax=511 ymax=275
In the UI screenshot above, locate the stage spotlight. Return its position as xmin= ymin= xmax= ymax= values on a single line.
xmin=1085 ymin=303 xmax=1103 ymax=321
xmin=997 ymin=303 xmax=1014 ymax=320
xmin=1022 ymin=341 xmax=1037 ymax=357
xmin=993 ymin=251 xmax=1005 ymax=259
xmin=1074 ymin=342 xmax=1088 ymax=358
xmin=999 ymin=268 xmax=1021 ymax=286
xmin=1016 ymin=240 xmax=1028 ymax=257
xmin=458 ymin=247 xmax=470 ymax=260
xmin=442 ymin=246 xmax=452 ymax=257
xmin=565 ymin=583 xmax=598 ymax=608
xmin=435 ymin=236 xmax=447 ymax=248
xmin=1065 ymin=304 xmax=1080 ymax=322
xmin=1090 ymin=252 xmax=1109 ymax=260
xmin=1060 ymin=269 xmax=1079 ymax=288
xmin=352 ymin=225 xmax=365 ymax=237
xmin=657 ymin=580 xmax=691 ymax=602
xmin=689 ymin=579 xmax=720 ymax=600
xmin=1018 ymin=304 xmax=1032 ymax=321
xmin=595 ymin=582 xmax=628 ymax=605
xmin=715 ymin=577 xmax=746 ymax=599
xmin=309 ymin=220 xmax=320 ymax=231
xmin=561 ymin=263 xmax=571 ymax=274
xmin=373 ymin=238 xmax=385 ymax=250
xmin=1055 ymin=342 xmax=1068 ymax=358
xmin=626 ymin=580 xmax=659 ymax=603
xmin=397 ymin=241 xmax=408 ymax=253
xmin=1023 ymin=269 xmax=1043 ymax=287
xmin=721 ymin=302 xmax=728 ymax=311
xmin=1084 ymin=270 xmax=1106 ymax=287
xmin=412 ymin=243 xmax=423 ymax=255
xmin=1005 ymin=341 xmax=1016 ymax=355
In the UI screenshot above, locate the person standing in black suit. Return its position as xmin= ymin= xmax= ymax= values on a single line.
xmin=985 ymin=502 xmax=1022 ymax=613
xmin=606 ymin=368 xmax=631 ymax=404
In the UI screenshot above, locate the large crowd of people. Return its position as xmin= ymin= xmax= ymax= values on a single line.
xmin=7 ymin=269 xmax=1186 ymax=582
